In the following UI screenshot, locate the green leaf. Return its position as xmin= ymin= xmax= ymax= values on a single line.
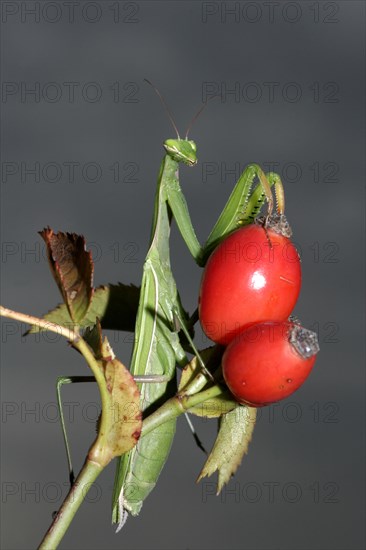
xmin=197 ymin=404 xmax=257 ymax=493
xmin=188 ymin=392 xmax=237 ymax=418
xmin=83 ymin=320 xmax=103 ymax=358
xmin=39 ymin=227 xmax=93 ymax=324
xmin=27 ymin=283 xmax=140 ymax=334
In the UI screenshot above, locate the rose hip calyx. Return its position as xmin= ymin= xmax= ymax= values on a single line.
xmin=256 ymin=213 xmax=293 ymax=238
xmin=289 ymin=324 xmax=320 ymax=359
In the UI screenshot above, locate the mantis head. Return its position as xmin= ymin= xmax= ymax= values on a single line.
xmin=163 ymin=139 xmax=197 ymax=167
xmin=143 ymin=79 xmax=209 ymax=167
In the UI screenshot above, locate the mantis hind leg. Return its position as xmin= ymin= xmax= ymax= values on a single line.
xmin=56 ymin=376 xmax=95 ymax=486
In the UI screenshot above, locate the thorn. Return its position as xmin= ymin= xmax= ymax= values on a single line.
xmin=69 ymin=470 xmax=75 ymax=487
xmin=172 ymin=312 xmax=181 ymax=332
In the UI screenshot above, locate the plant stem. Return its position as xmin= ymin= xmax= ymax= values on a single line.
xmin=0 ymin=305 xmax=78 ymax=341
xmin=142 ymin=383 xmax=224 ymax=437
xmin=38 ymin=460 xmax=102 ymax=550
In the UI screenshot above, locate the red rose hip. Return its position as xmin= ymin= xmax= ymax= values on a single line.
xmin=199 ymin=215 xmax=301 ymax=344
xmin=222 ymin=321 xmax=319 ymax=407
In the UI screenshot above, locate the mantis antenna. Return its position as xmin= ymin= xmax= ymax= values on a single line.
xmin=144 ymin=78 xmax=180 ymax=138
xmin=185 ymin=95 xmax=219 ymax=139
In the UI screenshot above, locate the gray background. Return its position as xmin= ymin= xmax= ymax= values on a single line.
xmin=1 ymin=1 xmax=365 ymax=549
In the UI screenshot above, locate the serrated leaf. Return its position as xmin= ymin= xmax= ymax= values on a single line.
xmin=178 ymin=351 xmax=237 ymax=418
xmin=83 ymin=320 xmax=104 ymax=358
xmin=39 ymin=227 xmax=93 ymax=323
xmin=27 ymin=283 xmax=140 ymax=334
xmin=187 ymin=393 xmax=237 ymax=418
xmin=89 ymin=356 xmax=142 ymax=465
xmin=197 ymin=404 xmax=257 ymax=493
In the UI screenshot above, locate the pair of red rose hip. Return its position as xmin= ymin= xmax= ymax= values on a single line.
xmin=198 ymin=214 xmax=319 ymax=407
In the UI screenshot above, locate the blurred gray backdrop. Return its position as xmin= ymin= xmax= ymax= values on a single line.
xmin=1 ymin=1 xmax=365 ymax=549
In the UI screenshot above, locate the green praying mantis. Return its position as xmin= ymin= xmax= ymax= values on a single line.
xmin=109 ymin=82 xmax=285 ymax=529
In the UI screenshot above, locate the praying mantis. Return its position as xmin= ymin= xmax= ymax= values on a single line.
xmin=110 ymin=83 xmax=285 ymax=528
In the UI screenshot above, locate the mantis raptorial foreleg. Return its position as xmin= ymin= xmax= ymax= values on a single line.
xmin=167 ymin=162 xmax=276 ymax=267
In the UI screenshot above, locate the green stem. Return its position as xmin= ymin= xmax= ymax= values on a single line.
xmin=142 ymin=384 xmax=224 ymax=437
xmin=38 ymin=460 xmax=102 ymax=550
xmin=180 ymin=346 xmax=224 ymax=396
xmin=72 ymin=338 xmax=111 ymax=445
xmin=0 ymin=305 xmax=77 ymax=341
